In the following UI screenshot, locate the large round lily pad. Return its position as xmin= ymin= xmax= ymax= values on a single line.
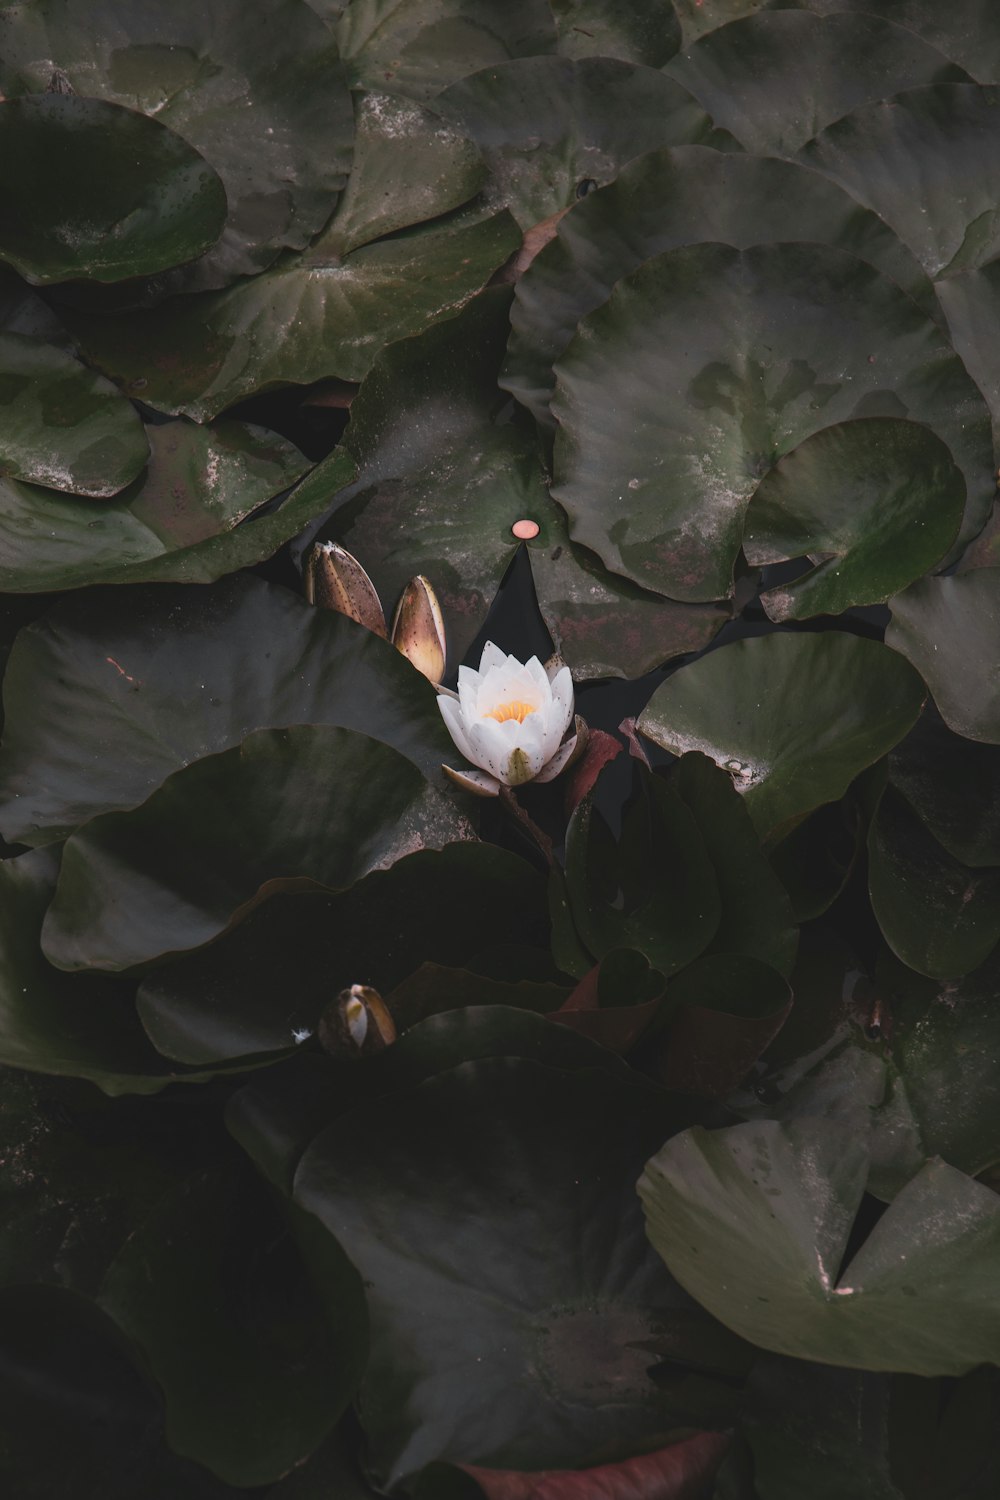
xmin=551 ymin=241 xmax=992 ymax=601
xmin=798 ymin=0 xmax=1000 ymax=84
xmin=0 ymin=573 xmax=455 ymax=847
xmin=887 ymin=570 xmax=1000 ymax=742
xmin=0 ymin=94 xmax=226 ymax=284
xmin=0 ymin=331 xmax=148 ymax=496
xmin=42 ymin=726 xmax=472 ymax=971
xmin=0 ymin=418 xmax=316 ymax=593
xmin=551 ymin=0 xmax=681 ymax=65
xmin=295 ymin=1058 xmax=739 ymax=1490
xmin=503 ymin=145 xmax=933 ymax=428
xmin=889 ymin=706 xmax=1000 ymax=866
xmin=638 ymin=632 xmax=926 ymax=840
xmin=745 ymin=419 xmax=965 ymax=620
xmin=0 ymin=0 xmax=354 ymax=290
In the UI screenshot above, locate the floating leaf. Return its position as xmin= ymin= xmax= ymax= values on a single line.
xmin=935 ymin=259 xmax=1000 ymax=432
xmin=435 ymin=56 xmax=728 ymax=228
xmin=0 ymin=331 xmax=148 ymax=497
xmin=42 ymin=725 xmax=472 ymax=972
xmin=889 ymin=706 xmax=1000 ymax=866
xmin=504 ymin=145 xmax=933 ymax=428
xmin=0 ymin=418 xmax=316 ymax=593
xmin=0 ymin=573 xmax=454 ymax=846
xmin=66 ymin=209 xmax=520 ymax=419
xmin=550 ymin=0 xmax=681 ymax=66
xmin=797 ymin=0 xmax=1000 ymax=84
xmin=0 ymin=0 xmax=354 ymax=289
xmin=745 ymin=419 xmax=965 ymax=621
xmin=0 ymin=94 xmax=226 ymax=284
xmin=667 ymin=12 xmax=964 ymax=156
xmin=638 ymin=633 xmax=926 ymax=839
xmin=887 ymin=570 xmax=1000 ymax=743
xmin=670 ymin=0 xmax=775 ymax=48
xmin=640 ymin=1115 xmax=1000 ymax=1375
xmin=551 ymin=242 xmax=992 ymax=601
xmin=295 ymin=1059 xmax=737 ymax=1489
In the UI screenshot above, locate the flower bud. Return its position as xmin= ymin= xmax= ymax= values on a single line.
xmin=391 ymin=575 xmax=447 ymax=684
xmin=304 ymin=542 xmax=387 ymax=638
xmin=318 ymin=983 xmax=397 ymax=1061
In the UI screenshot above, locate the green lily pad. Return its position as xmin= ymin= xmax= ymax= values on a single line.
xmin=0 ymin=0 xmax=354 ymax=290
xmin=935 ymin=259 xmax=1000 ymax=433
xmin=0 ymin=94 xmax=226 ymax=284
xmin=768 ymin=797 xmax=864 ymax=922
xmin=434 ymin=56 xmax=728 ymax=229
xmin=551 ymin=242 xmax=992 ymax=601
xmin=65 ymin=208 xmax=519 ymax=419
xmin=802 ymin=84 xmax=1000 ymax=281
xmin=639 ymin=1115 xmax=1000 ymax=1375
xmin=335 ymin=0 xmax=557 ymax=100
xmin=670 ymin=0 xmax=774 ymax=48
xmin=0 ymin=573 xmax=454 ymax=847
xmin=100 ymin=1169 xmax=366 ymax=1487
xmin=638 ymin=633 xmax=926 ymax=840
xmin=0 ymin=266 xmax=73 ymax=343
xmin=42 ymin=725 xmax=472 ymax=972
xmin=294 ymin=1058 xmax=739 ymax=1489
xmin=0 ymin=331 xmax=148 ymax=496
xmin=868 ymin=785 xmax=1000 ymax=980
xmin=503 ymin=145 xmax=933 ymax=429
xmin=887 ymin=570 xmax=1000 ymax=743
xmin=889 ymin=706 xmax=1000 ymax=866
xmin=320 ymin=90 xmax=486 ymax=258
xmin=745 ymin=419 xmax=966 ymax=621
xmin=0 ymin=417 xmax=317 ymax=593
xmin=667 ymin=12 xmax=964 ymax=157
xmin=0 ymin=847 xmax=224 ymax=1095
xmin=320 ymin=288 xmax=727 ymax=678
xmin=134 ymin=845 xmax=547 ymax=1064
xmin=551 ymin=0 xmax=681 ymax=65
xmin=798 ymin=0 xmax=1000 ymax=84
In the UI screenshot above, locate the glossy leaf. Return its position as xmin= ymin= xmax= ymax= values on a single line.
xmin=935 ymin=259 xmax=1000 ymax=432
xmin=887 ymin=570 xmax=1000 ymax=743
xmin=551 ymin=242 xmax=992 ymax=601
xmin=670 ymin=0 xmax=776 ymax=48
xmin=65 ymin=209 xmax=520 ymax=420
xmin=0 ymin=418 xmax=315 ymax=594
xmin=667 ymin=12 xmax=964 ymax=156
xmin=322 ymin=288 xmax=727 ymax=678
xmin=0 ymin=94 xmax=226 ymax=284
xmin=0 ymin=0 xmax=354 ymax=290
xmin=0 ymin=331 xmax=148 ymax=496
xmin=798 ymin=0 xmax=1000 ymax=83
xmin=321 ymin=90 xmax=486 ymax=257
xmin=745 ymin=419 xmax=965 ymax=620
xmin=869 ymin=785 xmax=1000 ymax=980
xmin=503 ymin=145 xmax=933 ymax=428
xmin=295 ymin=1059 xmax=737 ymax=1490
xmin=640 ymin=1115 xmax=1000 ymax=1375
xmin=42 ymin=725 xmax=472 ymax=971
xmin=889 ymin=706 xmax=1000 ymax=866
xmin=551 ymin=0 xmax=681 ymax=66
xmin=435 ymin=56 xmax=728 ymax=229
xmin=0 ymin=573 xmax=454 ymax=846
xmin=638 ymin=633 xmax=926 ymax=839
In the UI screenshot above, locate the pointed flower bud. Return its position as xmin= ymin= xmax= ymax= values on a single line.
xmin=304 ymin=542 xmax=387 ymax=638
xmin=318 ymin=983 xmax=397 ymax=1060
xmin=391 ymin=575 xmax=447 ymax=684
xmin=437 ymin=642 xmax=579 ymax=796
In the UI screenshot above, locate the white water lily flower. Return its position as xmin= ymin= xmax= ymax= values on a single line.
xmin=437 ymin=642 xmax=580 ymax=796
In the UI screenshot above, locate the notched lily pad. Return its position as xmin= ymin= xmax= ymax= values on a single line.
xmin=887 ymin=570 xmax=1000 ymax=743
xmin=0 ymin=94 xmax=226 ymax=284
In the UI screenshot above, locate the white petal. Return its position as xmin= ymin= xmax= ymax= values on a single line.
xmin=548 ymin=665 xmax=575 ymax=732
xmin=525 ymin=655 xmax=552 ymax=698
xmin=543 ymin=652 xmax=567 ymax=682
xmin=535 ymin=732 xmax=578 ymax=782
xmin=457 ymin=664 xmax=482 ymax=721
xmin=435 ymin=683 xmax=459 ymax=700
xmin=438 ymin=695 xmax=478 ymax=765
xmin=470 ymin=713 xmax=546 ymax=784
xmin=478 ymin=642 xmax=508 ymax=676
xmin=442 ymin=764 xmax=501 ymax=797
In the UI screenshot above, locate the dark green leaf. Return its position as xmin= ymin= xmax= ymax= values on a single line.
xmin=503 ymin=145 xmax=933 ymax=429
xmin=42 ymin=725 xmax=472 ymax=971
xmin=640 ymin=1115 xmax=1000 ymax=1374
xmin=551 ymin=0 xmax=681 ymax=66
xmin=551 ymin=242 xmax=991 ymax=600
xmin=936 ymin=259 xmax=1000 ymax=432
xmin=65 ymin=209 xmax=520 ymax=420
xmin=0 ymin=573 xmax=453 ymax=846
xmin=0 ymin=94 xmax=226 ymax=284
xmin=435 ymin=56 xmax=728 ymax=229
xmin=799 ymin=0 xmax=1000 ymax=83
xmin=767 ymin=798 xmax=863 ymax=923
xmin=670 ymin=0 xmax=775 ymax=48
xmin=889 ymin=705 xmax=1000 ymax=866
xmin=668 ymin=12 xmax=964 ymax=156
xmin=638 ymin=633 xmax=926 ymax=839
xmin=887 ymin=570 xmax=1000 ymax=743
xmin=294 ymin=1059 xmax=735 ymax=1489
xmin=745 ymin=419 xmax=965 ymax=620
xmin=0 ymin=0 xmax=354 ymax=290
xmin=0 ymin=331 xmax=148 ymax=497
xmin=0 ymin=419 xmax=316 ymax=593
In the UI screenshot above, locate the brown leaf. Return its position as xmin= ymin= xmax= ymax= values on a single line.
xmin=564 ymin=728 xmax=622 ymax=814
xmin=491 ymin=206 xmax=572 ymax=284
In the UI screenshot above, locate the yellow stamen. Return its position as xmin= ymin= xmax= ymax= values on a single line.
xmin=484 ymin=699 xmax=536 ymax=724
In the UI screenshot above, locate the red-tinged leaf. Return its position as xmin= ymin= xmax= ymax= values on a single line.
xmin=455 ymin=1430 xmax=731 ymax=1499
xmin=565 ymin=728 xmax=623 ymax=814
xmin=619 ymin=718 xmax=652 ymax=768
xmin=550 ymin=963 xmax=661 ymax=1054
